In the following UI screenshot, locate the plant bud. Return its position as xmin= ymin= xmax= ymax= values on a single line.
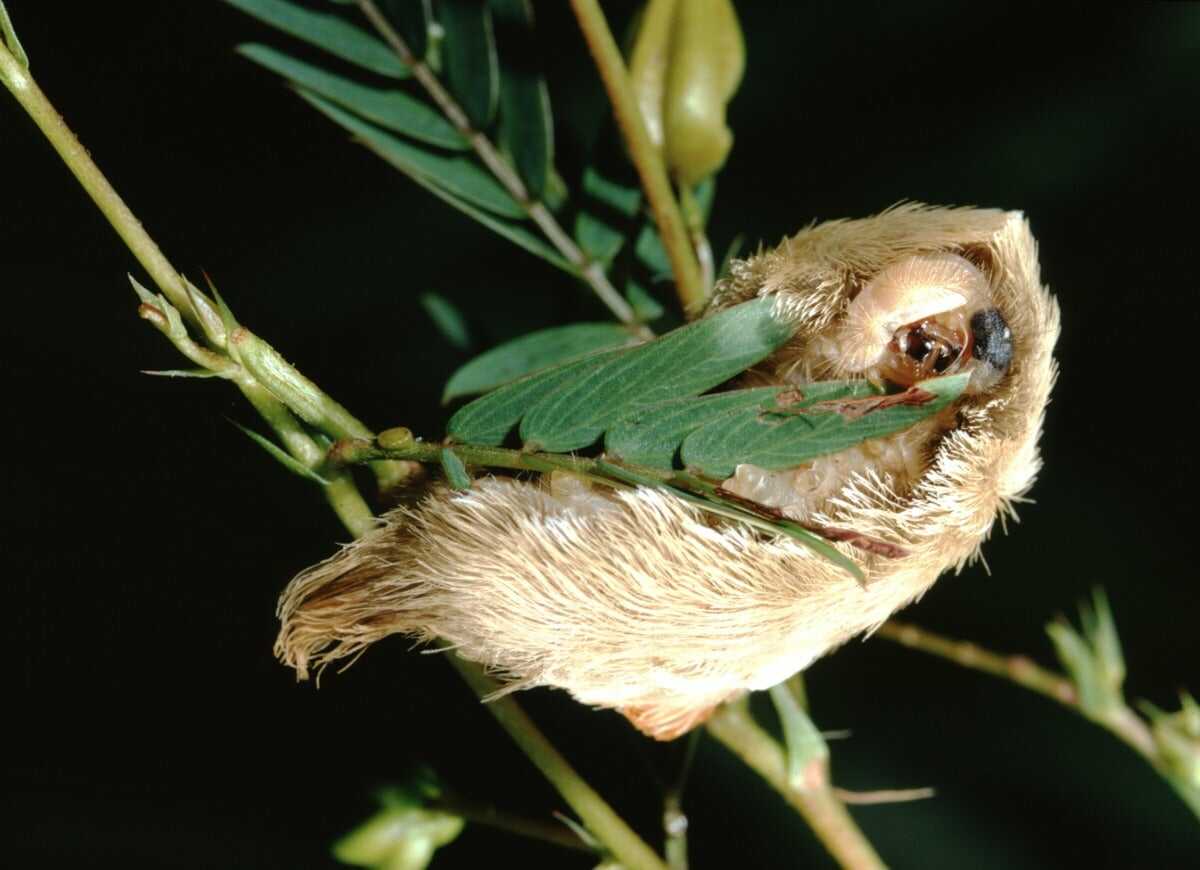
xmin=629 ymin=0 xmax=745 ymax=185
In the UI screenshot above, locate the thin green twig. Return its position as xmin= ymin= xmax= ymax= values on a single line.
xmin=452 ymin=659 xmax=668 ymax=870
xmin=875 ymin=619 xmax=1200 ymax=820
xmin=705 ymin=702 xmax=885 ymax=870
xmin=0 ymin=35 xmax=416 ymax=496
xmin=568 ymin=0 xmax=706 ymax=316
xmin=428 ymin=793 xmax=593 ymax=854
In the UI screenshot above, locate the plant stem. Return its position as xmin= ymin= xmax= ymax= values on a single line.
xmin=239 ymin=380 xmax=377 ymax=538
xmin=874 ymin=620 xmax=1192 ymax=802
xmin=0 ymin=38 xmax=416 ymax=495
xmin=705 ymin=703 xmax=885 ymax=870
xmin=875 ymin=620 xmax=1077 ymax=706
xmin=677 ymin=183 xmax=714 ymax=296
xmin=451 ymin=657 xmax=668 ymax=870
xmin=568 ymin=0 xmax=706 ymax=316
xmin=0 ymin=39 xmax=193 ymax=324
xmin=354 ymin=0 xmax=644 ymax=334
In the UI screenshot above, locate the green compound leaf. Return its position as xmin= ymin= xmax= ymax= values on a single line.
xmin=446 ymin=345 xmax=631 ymax=446
xmin=224 ymin=0 xmax=409 ymax=78
xmin=681 ymin=372 xmax=970 ymax=478
xmin=492 ymin=0 xmax=554 ymax=199
xmin=297 ymin=90 xmax=523 ymax=217
xmin=442 ymin=322 xmax=633 ymax=403
xmin=605 ymin=381 xmax=880 ymax=470
xmin=519 ymin=297 xmax=794 ymax=452
xmin=439 ymin=0 xmax=499 ymax=129
xmin=444 ymin=298 xmax=794 ymax=449
xmin=237 ymin=44 xmax=467 ymax=150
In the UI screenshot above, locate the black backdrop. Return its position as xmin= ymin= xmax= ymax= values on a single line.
xmin=7 ymin=1 xmax=1199 ymax=867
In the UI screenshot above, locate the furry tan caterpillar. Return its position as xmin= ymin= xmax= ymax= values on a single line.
xmin=275 ymin=204 xmax=1060 ymax=740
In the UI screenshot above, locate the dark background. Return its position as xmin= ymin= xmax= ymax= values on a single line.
xmin=6 ymin=1 xmax=1199 ymax=867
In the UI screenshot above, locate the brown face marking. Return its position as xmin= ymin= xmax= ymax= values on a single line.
xmin=880 ymin=316 xmax=971 ymax=386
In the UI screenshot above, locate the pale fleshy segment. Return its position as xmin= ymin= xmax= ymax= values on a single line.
xmin=836 ymin=252 xmax=987 ymax=372
xmin=276 ymin=205 xmax=1060 ymax=739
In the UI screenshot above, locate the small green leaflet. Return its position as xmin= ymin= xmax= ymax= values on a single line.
xmin=367 ymin=143 xmax=572 ymax=273
xmin=420 ymin=293 xmax=472 ymax=350
xmin=636 ymin=178 xmax=716 ymax=277
xmin=442 ymin=322 xmax=632 ymax=403
xmin=297 ymin=91 xmax=524 ymax=218
xmin=624 ymin=279 xmax=665 ymax=323
xmin=681 ymin=372 xmax=970 ymax=478
xmin=446 ymin=296 xmax=795 ymax=450
xmin=446 ymin=345 xmax=630 ymax=446
xmin=224 ymin=0 xmax=409 ymax=79
xmin=492 ymin=0 xmax=554 ymax=199
xmin=605 ymin=381 xmax=881 ymax=470
xmin=439 ymin=0 xmax=499 ymax=129
xmin=575 ymin=166 xmax=642 ymax=263
xmin=378 ymin=0 xmax=431 ymax=60
xmin=440 ymin=448 xmax=472 ymax=490
xmin=237 ymin=44 xmax=467 ymax=150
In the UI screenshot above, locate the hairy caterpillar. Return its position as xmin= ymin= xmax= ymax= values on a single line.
xmin=275 ymin=204 xmax=1060 ymax=740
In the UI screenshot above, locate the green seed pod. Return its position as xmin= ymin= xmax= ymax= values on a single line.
xmin=662 ymin=0 xmax=745 ymax=185
xmin=628 ymin=0 xmax=680 ymax=149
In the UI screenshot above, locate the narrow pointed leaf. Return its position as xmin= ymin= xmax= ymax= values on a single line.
xmin=0 ymin=1 xmax=29 ymax=68
xmin=694 ymin=177 xmax=717 ymax=219
xmin=635 ymin=217 xmax=672 ymax=278
xmin=237 ymin=44 xmax=467 ymax=150
xmin=443 ymin=322 xmax=633 ymax=403
xmin=223 ymin=0 xmax=410 ymax=78
xmin=681 ymin=372 xmax=970 ymax=478
xmin=379 ymin=0 xmax=431 ymax=60
xmin=128 ymin=274 xmax=157 ymax=305
xmin=492 ymin=0 xmax=553 ymax=198
xmin=441 ymin=448 xmax=472 ymax=490
xmin=297 ymin=90 xmax=523 ymax=217
xmin=624 ymin=278 xmax=664 ymax=323
xmin=142 ymin=368 xmax=224 ymax=379
xmin=718 ymin=232 xmax=745 ymax=279
xmin=575 ymin=166 xmax=641 ymax=263
xmin=519 ymin=297 xmax=795 ymax=452
xmin=605 ymin=381 xmax=880 ymax=470
xmin=231 ymin=420 xmax=332 ymax=485
xmin=384 ymin=153 xmax=573 ymax=273
xmin=595 ymin=461 xmax=864 ymax=583
xmin=446 ymin=346 xmax=631 ymax=445
xmin=635 ymin=179 xmax=716 ymax=276
xmin=439 ymin=0 xmax=499 ymax=128
xmin=420 ymin=293 xmax=472 ymax=350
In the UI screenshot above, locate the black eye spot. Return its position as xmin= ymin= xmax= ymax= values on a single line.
xmin=970 ymin=308 xmax=1013 ymax=373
